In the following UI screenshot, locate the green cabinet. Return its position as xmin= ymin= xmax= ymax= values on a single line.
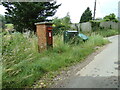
xmin=63 ymin=31 xmax=79 ymax=43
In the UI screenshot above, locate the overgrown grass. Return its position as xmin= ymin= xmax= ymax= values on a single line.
xmin=81 ymin=29 xmax=118 ymax=37
xmin=2 ymin=31 xmax=110 ymax=88
xmin=94 ymin=29 xmax=118 ymax=37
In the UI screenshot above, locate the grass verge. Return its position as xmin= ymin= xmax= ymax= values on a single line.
xmin=81 ymin=29 xmax=118 ymax=37
xmin=2 ymin=31 xmax=110 ymax=88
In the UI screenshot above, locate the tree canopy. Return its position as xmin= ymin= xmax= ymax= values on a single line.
xmin=52 ymin=13 xmax=71 ymax=35
xmin=103 ymin=13 xmax=118 ymax=22
xmin=2 ymin=2 xmax=61 ymax=32
xmin=0 ymin=14 xmax=6 ymax=31
xmin=79 ymin=7 xmax=92 ymax=23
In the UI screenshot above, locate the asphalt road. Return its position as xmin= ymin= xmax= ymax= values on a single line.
xmin=53 ymin=35 xmax=119 ymax=88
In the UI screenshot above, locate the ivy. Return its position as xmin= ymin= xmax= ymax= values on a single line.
xmin=89 ymin=20 xmax=100 ymax=31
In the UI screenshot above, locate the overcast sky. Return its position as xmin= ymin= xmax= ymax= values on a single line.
xmin=0 ymin=0 xmax=119 ymax=23
xmin=54 ymin=0 xmax=119 ymax=23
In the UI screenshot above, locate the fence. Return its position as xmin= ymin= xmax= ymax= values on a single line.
xmin=71 ymin=21 xmax=118 ymax=32
xmin=100 ymin=21 xmax=118 ymax=30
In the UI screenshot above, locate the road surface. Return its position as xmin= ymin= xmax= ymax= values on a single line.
xmin=52 ymin=35 xmax=119 ymax=88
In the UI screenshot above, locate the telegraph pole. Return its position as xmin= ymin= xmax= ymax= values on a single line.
xmin=93 ymin=0 xmax=97 ymax=20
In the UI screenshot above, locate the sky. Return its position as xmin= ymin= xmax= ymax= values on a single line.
xmin=118 ymin=1 xmax=120 ymax=20
xmin=0 ymin=0 xmax=119 ymax=23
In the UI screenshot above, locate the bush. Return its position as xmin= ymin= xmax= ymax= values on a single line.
xmin=52 ymin=13 xmax=71 ymax=35
xmin=90 ymin=20 xmax=100 ymax=31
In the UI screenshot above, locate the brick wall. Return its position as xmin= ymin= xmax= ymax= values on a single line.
xmin=36 ymin=24 xmax=47 ymax=52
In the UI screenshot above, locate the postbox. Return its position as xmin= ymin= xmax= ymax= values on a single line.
xmin=35 ymin=22 xmax=53 ymax=53
xmin=46 ymin=26 xmax=53 ymax=48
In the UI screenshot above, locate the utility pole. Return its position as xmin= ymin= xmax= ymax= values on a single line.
xmin=93 ymin=0 xmax=97 ymax=20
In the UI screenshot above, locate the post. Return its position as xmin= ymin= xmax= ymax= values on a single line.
xmin=35 ymin=22 xmax=53 ymax=53
xmin=93 ymin=0 xmax=97 ymax=20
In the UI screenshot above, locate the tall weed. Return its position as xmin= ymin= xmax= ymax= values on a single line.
xmin=2 ymin=32 xmax=109 ymax=88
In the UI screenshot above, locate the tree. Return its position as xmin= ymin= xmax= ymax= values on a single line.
xmin=79 ymin=7 xmax=92 ymax=23
xmin=62 ymin=12 xmax=71 ymax=25
xmin=0 ymin=14 xmax=6 ymax=31
xmin=103 ymin=13 xmax=118 ymax=22
xmin=52 ymin=13 xmax=71 ymax=35
xmin=2 ymin=2 xmax=61 ymax=32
